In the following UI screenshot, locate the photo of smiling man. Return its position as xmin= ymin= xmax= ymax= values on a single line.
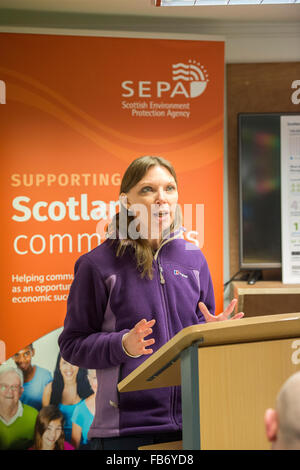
xmin=0 ymin=366 xmax=38 ymax=450
xmin=13 ymin=344 xmax=52 ymax=411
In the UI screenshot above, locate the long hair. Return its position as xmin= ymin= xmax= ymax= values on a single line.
xmin=33 ymin=405 xmax=65 ymax=450
xmin=107 ymin=156 xmax=182 ymax=279
xmin=49 ymin=353 xmax=93 ymax=406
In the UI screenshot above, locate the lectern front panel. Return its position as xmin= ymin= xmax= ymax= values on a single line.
xmin=197 ymin=337 xmax=300 ymax=450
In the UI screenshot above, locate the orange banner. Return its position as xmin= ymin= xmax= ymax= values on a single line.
xmin=0 ymin=33 xmax=224 ymax=360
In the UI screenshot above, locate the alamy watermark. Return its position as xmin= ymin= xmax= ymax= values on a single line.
xmin=0 ymin=80 xmax=6 ymax=104
xmin=104 ymin=201 xmax=204 ymax=250
xmin=0 ymin=340 xmax=6 ymax=364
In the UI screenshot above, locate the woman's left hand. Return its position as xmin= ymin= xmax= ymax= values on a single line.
xmin=199 ymin=299 xmax=244 ymax=322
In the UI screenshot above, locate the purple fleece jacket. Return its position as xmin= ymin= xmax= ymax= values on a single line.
xmin=58 ymin=236 xmax=215 ymax=439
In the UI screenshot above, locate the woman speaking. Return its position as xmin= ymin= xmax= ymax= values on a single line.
xmin=58 ymin=155 xmax=243 ymax=450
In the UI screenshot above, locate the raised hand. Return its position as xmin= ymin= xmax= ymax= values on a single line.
xmin=122 ymin=318 xmax=156 ymax=357
xmin=199 ymin=299 xmax=244 ymax=322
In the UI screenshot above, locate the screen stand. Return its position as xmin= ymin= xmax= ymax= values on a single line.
xmin=247 ymin=270 xmax=262 ymax=285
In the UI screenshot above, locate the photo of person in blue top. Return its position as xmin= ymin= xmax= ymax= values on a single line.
xmin=71 ymin=369 xmax=98 ymax=449
xmin=13 ymin=344 xmax=52 ymax=411
xmin=42 ymin=353 xmax=93 ymax=442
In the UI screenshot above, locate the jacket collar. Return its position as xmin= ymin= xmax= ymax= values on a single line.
xmin=153 ymin=227 xmax=184 ymax=261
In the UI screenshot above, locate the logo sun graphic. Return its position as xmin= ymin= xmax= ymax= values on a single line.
xmin=172 ymin=60 xmax=209 ymax=98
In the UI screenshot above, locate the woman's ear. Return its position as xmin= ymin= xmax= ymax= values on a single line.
xmin=264 ymin=408 xmax=278 ymax=443
xmin=119 ymin=193 xmax=128 ymax=210
xmin=120 ymin=193 xmax=135 ymax=216
xmin=120 ymin=193 xmax=136 ymax=217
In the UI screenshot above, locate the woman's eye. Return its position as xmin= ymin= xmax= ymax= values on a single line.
xmin=140 ymin=184 xmax=175 ymax=193
xmin=141 ymin=186 xmax=153 ymax=193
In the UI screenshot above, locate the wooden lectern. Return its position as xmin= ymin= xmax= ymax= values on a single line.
xmin=118 ymin=313 xmax=300 ymax=450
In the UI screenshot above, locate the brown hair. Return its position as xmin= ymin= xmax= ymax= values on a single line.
xmin=33 ymin=405 xmax=65 ymax=450
xmin=108 ymin=156 xmax=181 ymax=279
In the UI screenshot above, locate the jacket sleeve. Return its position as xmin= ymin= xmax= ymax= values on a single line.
xmin=197 ymin=253 xmax=216 ymax=323
xmin=58 ymin=254 xmax=130 ymax=369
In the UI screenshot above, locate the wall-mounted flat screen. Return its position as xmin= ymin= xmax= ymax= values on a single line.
xmin=238 ymin=113 xmax=282 ymax=270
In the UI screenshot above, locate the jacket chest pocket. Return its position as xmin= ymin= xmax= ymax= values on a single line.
xmin=163 ymin=263 xmax=201 ymax=315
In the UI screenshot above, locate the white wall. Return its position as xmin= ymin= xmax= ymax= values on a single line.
xmin=223 ymin=25 xmax=300 ymax=306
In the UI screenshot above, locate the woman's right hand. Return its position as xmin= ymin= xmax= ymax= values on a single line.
xmin=122 ymin=318 xmax=156 ymax=357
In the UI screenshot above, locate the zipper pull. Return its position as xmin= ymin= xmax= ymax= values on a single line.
xmin=158 ymin=261 xmax=166 ymax=285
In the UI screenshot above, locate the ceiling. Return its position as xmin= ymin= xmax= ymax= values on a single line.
xmin=1 ymin=0 xmax=300 ymax=23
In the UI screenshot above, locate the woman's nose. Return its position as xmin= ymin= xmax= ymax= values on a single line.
xmin=155 ymin=188 xmax=167 ymax=204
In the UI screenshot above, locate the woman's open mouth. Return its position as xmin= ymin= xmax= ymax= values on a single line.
xmin=153 ymin=210 xmax=170 ymax=220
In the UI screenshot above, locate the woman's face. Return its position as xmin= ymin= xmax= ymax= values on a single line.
xmin=59 ymin=358 xmax=79 ymax=383
xmin=123 ymin=165 xmax=178 ymax=246
xmin=42 ymin=418 xmax=63 ymax=450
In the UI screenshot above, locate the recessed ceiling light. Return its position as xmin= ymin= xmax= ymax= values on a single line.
xmin=154 ymin=0 xmax=299 ymax=6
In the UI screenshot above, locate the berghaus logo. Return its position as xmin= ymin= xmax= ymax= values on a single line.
xmin=174 ymin=270 xmax=188 ymax=279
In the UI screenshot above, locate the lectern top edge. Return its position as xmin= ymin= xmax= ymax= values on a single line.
xmin=171 ymin=311 xmax=300 ymax=344
xmin=170 ymin=311 xmax=300 ymax=348
xmin=118 ymin=312 xmax=300 ymax=393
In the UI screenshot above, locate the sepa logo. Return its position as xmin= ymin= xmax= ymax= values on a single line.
xmin=0 ymin=80 xmax=6 ymax=104
xmin=121 ymin=60 xmax=209 ymax=99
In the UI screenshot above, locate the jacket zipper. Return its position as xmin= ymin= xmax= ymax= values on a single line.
xmin=154 ymin=237 xmax=181 ymax=428
xmin=153 ymin=230 xmax=182 ymax=285
xmin=158 ymin=258 xmax=166 ymax=285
